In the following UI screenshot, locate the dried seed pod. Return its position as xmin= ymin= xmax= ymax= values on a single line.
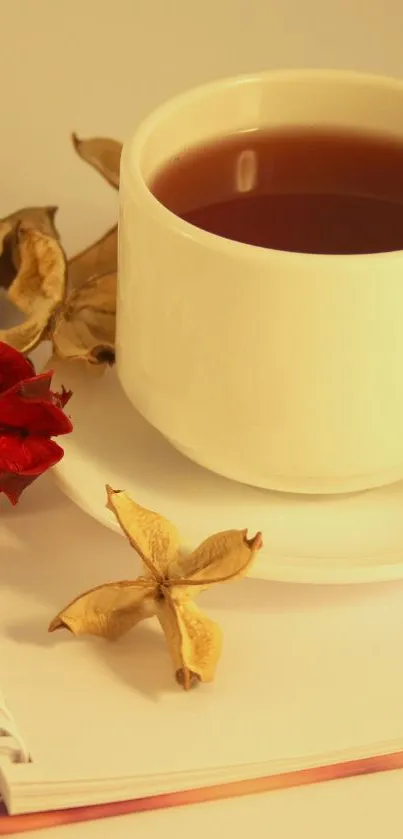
xmin=1 ymin=133 xmax=122 ymax=364
xmin=49 ymin=486 xmax=263 ymax=690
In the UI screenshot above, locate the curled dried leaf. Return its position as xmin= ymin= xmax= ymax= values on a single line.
xmin=0 ymin=227 xmax=66 ymax=353
xmin=51 ymin=271 xmax=116 ymax=366
xmin=68 ymin=225 xmax=117 ymax=292
xmin=0 ymin=206 xmax=59 ymax=292
xmin=72 ymin=133 xmax=122 ymax=189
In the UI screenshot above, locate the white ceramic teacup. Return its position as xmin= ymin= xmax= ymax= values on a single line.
xmin=118 ymin=69 xmax=403 ymax=495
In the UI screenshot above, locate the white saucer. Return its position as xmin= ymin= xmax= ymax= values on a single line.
xmin=51 ymin=361 xmax=403 ymax=585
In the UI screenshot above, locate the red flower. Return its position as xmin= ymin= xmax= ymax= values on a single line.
xmin=0 ymin=342 xmax=73 ymax=505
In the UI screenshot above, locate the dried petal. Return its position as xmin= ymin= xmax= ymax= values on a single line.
xmin=106 ymin=487 xmax=180 ymax=579
xmin=68 ymin=225 xmax=117 ymax=292
xmin=0 ymin=434 xmax=64 ymax=476
xmin=11 ymin=369 xmax=54 ymax=402
xmin=0 ymin=206 xmax=59 ymax=292
xmin=0 ymin=389 xmax=73 ymax=436
xmin=2 ymin=206 xmax=59 ymax=238
xmin=7 ymin=225 xmax=66 ymax=315
xmin=0 ymin=472 xmax=40 ymax=505
xmin=175 ymin=669 xmax=201 ymax=689
xmin=0 ymin=220 xmax=12 ymax=246
xmin=0 ymin=315 xmax=51 ymax=354
xmin=0 ymin=227 xmax=66 ymax=353
xmin=0 ymin=221 xmax=13 ymax=288
xmin=49 ymin=580 xmax=156 ymax=640
xmin=8 ymin=370 xmax=71 ymax=411
xmin=72 ymin=133 xmax=122 ymax=189
xmin=51 ymin=271 xmax=116 ymax=365
xmin=0 ymin=342 xmax=35 ymax=395
xmin=7 ymin=369 xmax=72 ymax=411
xmin=180 ymin=530 xmax=263 ymax=588
xmin=157 ymin=592 xmax=222 ymax=689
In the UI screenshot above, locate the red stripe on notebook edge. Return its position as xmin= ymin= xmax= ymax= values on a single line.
xmin=1 ymin=749 xmax=403 ymax=835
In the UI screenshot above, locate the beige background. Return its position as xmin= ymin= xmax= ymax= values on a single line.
xmin=2 ymin=1 xmax=403 ymax=836
xmin=2 ymin=0 xmax=403 ymax=259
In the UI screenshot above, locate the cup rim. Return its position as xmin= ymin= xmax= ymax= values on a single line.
xmin=121 ymin=68 xmax=403 ymax=263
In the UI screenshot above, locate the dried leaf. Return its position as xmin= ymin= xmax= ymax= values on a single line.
xmin=0 ymin=227 xmax=66 ymax=353
xmin=72 ymin=133 xmax=122 ymax=189
xmin=68 ymin=225 xmax=117 ymax=292
xmin=0 ymin=206 xmax=59 ymax=292
xmin=51 ymin=271 xmax=116 ymax=365
xmin=158 ymin=594 xmax=222 ymax=688
xmin=50 ymin=486 xmax=263 ymax=690
xmin=49 ymin=580 xmax=156 ymax=640
xmin=106 ymin=486 xmax=180 ymax=579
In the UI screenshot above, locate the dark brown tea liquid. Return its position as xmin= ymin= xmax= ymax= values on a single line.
xmin=151 ymin=128 xmax=403 ymax=254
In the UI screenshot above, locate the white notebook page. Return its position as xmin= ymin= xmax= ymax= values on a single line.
xmin=1 ymin=486 xmax=403 ymax=810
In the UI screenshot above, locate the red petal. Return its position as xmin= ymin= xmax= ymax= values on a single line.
xmin=0 ymin=473 xmax=39 ymax=505
xmin=18 ymin=371 xmax=53 ymax=401
xmin=0 ymin=343 xmax=35 ymax=394
xmin=4 ymin=372 xmax=73 ymax=412
xmin=0 ymin=434 xmax=64 ymax=474
xmin=0 ymin=392 xmax=73 ymax=436
xmin=3 ymin=370 xmax=53 ymax=402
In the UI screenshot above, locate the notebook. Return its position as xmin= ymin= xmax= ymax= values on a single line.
xmin=1 ymin=489 xmax=403 ymax=824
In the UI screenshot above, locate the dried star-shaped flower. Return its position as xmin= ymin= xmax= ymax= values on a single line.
xmin=49 ymin=486 xmax=263 ymax=689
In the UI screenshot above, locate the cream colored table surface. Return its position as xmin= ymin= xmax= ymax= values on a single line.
xmin=2 ymin=0 xmax=403 ymax=835
xmin=2 ymin=476 xmax=403 ymax=839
